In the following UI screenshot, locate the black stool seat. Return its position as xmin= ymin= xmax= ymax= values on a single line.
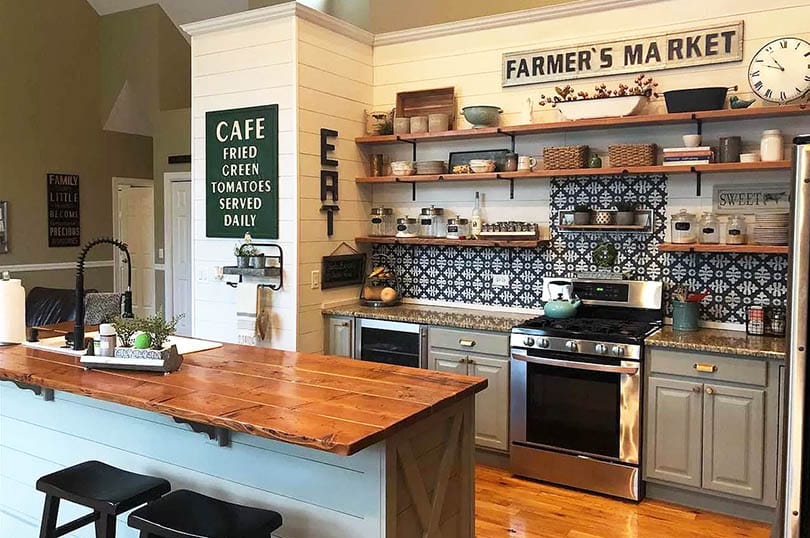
xmin=128 ymin=489 xmax=283 ymax=538
xmin=36 ymin=461 xmax=170 ymax=538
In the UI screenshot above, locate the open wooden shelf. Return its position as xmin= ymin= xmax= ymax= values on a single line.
xmin=560 ymin=224 xmax=648 ymax=231
xmin=356 ymin=161 xmax=792 ymax=184
xmin=657 ymin=243 xmax=788 ymax=254
xmin=355 ymin=236 xmax=549 ymax=249
xmin=355 ymin=104 xmax=810 ymax=145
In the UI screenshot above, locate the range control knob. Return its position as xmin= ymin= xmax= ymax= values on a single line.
xmin=565 ymin=340 xmax=578 ymax=352
xmin=523 ymin=336 xmax=535 ymax=347
xmin=594 ymin=343 xmax=609 ymax=354
xmin=612 ymin=345 xmax=627 ymax=357
xmin=538 ymin=338 xmax=550 ymax=349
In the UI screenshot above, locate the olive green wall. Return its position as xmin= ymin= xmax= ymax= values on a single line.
xmin=0 ymin=0 xmax=153 ymax=293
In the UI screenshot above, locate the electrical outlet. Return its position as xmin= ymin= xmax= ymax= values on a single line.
xmin=492 ymin=274 xmax=509 ymax=288
xmin=311 ymin=270 xmax=321 ymax=289
xmin=158 ymin=248 xmax=164 ymax=260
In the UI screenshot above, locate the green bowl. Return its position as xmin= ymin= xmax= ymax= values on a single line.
xmin=461 ymin=106 xmax=502 ymax=128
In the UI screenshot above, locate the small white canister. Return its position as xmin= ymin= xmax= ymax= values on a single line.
xmin=98 ymin=323 xmax=117 ymax=357
xmin=760 ymin=129 xmax=784 ymax=162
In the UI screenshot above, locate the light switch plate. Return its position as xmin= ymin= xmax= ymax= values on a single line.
xmin=492 ymin=274 xmax=509 ymax=288
xmin=158 ymin=248 xmax=164 ymax=260
xmin=311 ymin=270 xmax=321 ymax=289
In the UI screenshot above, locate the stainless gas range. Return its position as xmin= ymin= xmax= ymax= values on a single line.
xmin=510 ymin=278 xmax=663 ymax=501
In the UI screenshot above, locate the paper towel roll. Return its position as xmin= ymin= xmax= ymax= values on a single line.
xmin=0 ymin=278 xmax=25 ymax=344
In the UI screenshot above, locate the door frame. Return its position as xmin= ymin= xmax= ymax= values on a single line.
xmin=111 ymin=176 xmax=155 ymax=311
xmin=163 ymin=172 xmax=192 ymax=328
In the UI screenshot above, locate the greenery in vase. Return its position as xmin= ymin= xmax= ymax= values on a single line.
xmin=540 ymin=74 xmax=657 ymax=107
xmin=614 ymin=201 xmax=637 ymax=212
xmin=234 ymin=242 xmax=259 ymax=257
xmin=142 ymin=311 xmax=184 ymax=350
xmin=112 ymin=315 xmax=140 ymax=347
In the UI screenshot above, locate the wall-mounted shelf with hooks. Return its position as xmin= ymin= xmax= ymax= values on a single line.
xmin=223 ymin=243 xmax=284 ymax=290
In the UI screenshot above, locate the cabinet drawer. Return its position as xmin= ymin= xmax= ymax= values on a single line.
xmin=649 ymin=349 xmax=767 ymax=386
xmin=429 ymin=327 xmax=508 ymax=356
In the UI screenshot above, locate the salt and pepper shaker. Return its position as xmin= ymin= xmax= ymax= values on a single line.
xmin=98 ymin=323 xmax=117 ymax=357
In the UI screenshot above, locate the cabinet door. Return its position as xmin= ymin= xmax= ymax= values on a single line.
xmin=703 ymin=383 xmax=765 ymax=499
xmin=326 ymin=316 xmax=353 ymax=357
xmin=428 ymin=350 xmax=467 ymax=375
xmin=469 ymin=354 xmax=510 ymax=452
xmin=645 ymin=376 xmax=703 ymax=487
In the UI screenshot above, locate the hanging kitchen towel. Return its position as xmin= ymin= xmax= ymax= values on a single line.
xmin=256 ymin=286 xmax=272 ymax=341
xmin=236 ymin=282 xmax=259 ymax=346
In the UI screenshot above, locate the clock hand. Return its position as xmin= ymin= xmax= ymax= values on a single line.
xmin=765 ymin=64 xmax=783 ymax=70
xmin=769 ymin=55 xmax=786 ymax=71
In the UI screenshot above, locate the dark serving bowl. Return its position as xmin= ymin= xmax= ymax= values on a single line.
xmin=663 ymin=87 xmax=732 ymax=113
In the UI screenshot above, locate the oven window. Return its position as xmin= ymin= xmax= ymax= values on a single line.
xmin=525 ymin=362 xmax=620 ymax=458
xmin=359 ymin=327 xmax=420 ymax=368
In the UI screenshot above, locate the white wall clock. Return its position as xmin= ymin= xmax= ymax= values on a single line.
xmin=748 ymin=37 xmax=810 ymax=103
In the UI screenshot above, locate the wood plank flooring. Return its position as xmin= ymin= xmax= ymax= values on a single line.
xmin=475 ymin=466 xmax=771 ymax=538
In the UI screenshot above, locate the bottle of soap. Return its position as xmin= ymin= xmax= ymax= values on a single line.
xmin=471 ymin=191 xmax=483 ymax=239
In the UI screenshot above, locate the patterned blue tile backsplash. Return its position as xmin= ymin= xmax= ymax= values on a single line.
xmin=374 ymin=174 xmax=788 ymax=324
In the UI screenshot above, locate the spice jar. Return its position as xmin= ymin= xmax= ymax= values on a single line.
xmin=746 ymin=306 xmax=765 ymax=335
xmin=671 ymin=209 xmax=697 ymax=244
xmin=395 ymin=216 xmax=418 ymax=238
xmin=419 ymin=206 xmax=445 ymax=237
xmin=369 ymin=207 xmax=394 ymax=236
xmin=446 ymin=216 xmax=470 ymax=239
xmin=698 ymin=212 xmax=720 ymax=244
xmin=726 ymin=215 xmax=747 ymax=244
xmin=760 ymin=129 xmax=784 ymax=162
xmin=768 ymin=307 xmax=786 ymax=337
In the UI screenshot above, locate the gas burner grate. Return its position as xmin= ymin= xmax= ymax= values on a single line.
xmin=518 ymin=317 xmax=657 ymax=339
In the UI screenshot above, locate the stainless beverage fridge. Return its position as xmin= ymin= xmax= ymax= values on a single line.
xmin=775 ymin=134 xmax=810 ymax=537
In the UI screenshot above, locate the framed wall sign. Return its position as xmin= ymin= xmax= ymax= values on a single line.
xmin=712 ymin=183 xmax=791 ymax=214
xmin=47 ymin=173 xmax=80 ymax=247
xmin=322 ymin=253 xmax=366 ymax=289
xmin=0 ymin=201 xmax=8 ymax=253
xmin=206 ymin=104 xmax=279 ymax=239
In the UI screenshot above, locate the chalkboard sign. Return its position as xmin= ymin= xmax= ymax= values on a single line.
xmin=322 ymin=253 xmax=366 ymax=289
xmin=206 ymin=104 xmax=279 ymax=239
xmin=47 ymin=173 xmax=80 ymax=247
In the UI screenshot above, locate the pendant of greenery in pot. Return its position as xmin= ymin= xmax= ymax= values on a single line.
xmin=142 ymin=311 xmax=184 ymax=350
xmin=573 ymin=204 xmax=591 ymax=225
xmin=614 ymin=202 xmax=637 ymax=226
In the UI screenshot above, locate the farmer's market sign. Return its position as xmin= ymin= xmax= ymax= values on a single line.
xmin=503 ymin=22 xmax=743 ymax=87
xmin=206 ymin=104 xmax=278 ymax=238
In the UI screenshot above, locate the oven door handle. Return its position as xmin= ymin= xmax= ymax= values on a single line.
xmin=510 ymin=351 xmax=639 ymax=375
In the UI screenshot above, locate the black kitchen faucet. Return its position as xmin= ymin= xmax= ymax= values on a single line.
xmin=73 ymin=238 xmax=133 ymax=350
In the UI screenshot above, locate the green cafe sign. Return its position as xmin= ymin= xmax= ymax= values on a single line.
xmin=205 ymin=104 xmax=279 ymax=239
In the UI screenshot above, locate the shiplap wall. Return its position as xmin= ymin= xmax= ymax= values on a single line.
xmin=296 ymin=19 xmax=373 ymax=354
xmin=190 ymin=14 xmax=299 ymax=349
xmin=370 ymin=0 xmax=810 ymax=240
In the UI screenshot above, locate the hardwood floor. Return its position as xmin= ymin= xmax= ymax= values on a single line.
xmin=475 ymin=466 xmax=772 ymax=538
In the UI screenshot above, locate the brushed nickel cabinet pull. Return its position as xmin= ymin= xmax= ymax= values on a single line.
xmin=693 ymin=362 xmax=718 ymax=373
xmin=459 ymin=339 xmax=476 ymax=348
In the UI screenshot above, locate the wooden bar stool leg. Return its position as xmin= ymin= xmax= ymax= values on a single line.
xmin=94 ymin=513 xmax=117 ymax=538
xmin=38 ymin=495 xmax=60 ymax=538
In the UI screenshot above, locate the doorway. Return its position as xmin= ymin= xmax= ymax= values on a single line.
xmin=163 ymin=172 xmax=192 ymax=336
xmin=112 ymin=177 xmax=156 ymax=318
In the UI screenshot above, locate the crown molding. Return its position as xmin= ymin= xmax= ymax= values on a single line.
xmin=373 ymin=0 xmax=660 ymax=46
xmin=181 ymin=1 xmax=372 ymax=45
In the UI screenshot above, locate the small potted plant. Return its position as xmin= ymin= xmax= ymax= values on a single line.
xmin=142 ymin=311 xmax=183 ymax=350
xmin=113 ymin=311 xmax=185 ymax=371
xmin=112 ymin=315 xmax=139 ymax=347
xmin=234 ymin=242 xmax=258 ymax=268
xmin=573 ymin=204 xmax=591 ymax=225
xmin=614 ymin=201 xmax=637 ymax=226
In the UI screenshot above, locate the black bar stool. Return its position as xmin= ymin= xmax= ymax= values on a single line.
xmin=36 ymin=460 xmax=171 ymax=538
xmin=128 ymin=489 xmax=283 ymax=538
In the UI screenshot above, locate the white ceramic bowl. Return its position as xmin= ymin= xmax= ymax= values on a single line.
xmin=682 ymin=134 xmax=702 ymax=147
xmin=740 ymin=152 xmax=761 ymax=163
xmin=555 ymin=95 xmax=646 ymax=121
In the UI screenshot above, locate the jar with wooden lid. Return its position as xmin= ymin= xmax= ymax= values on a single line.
xmin=726 ymin=215 xmax=747 ymax=244
xmin=698 ymin=212 xmax=720 ymax=244
xmin=369 ymin=207 xmax=394 ymax=236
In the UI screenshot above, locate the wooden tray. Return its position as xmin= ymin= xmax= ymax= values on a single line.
xmin=396 ymin=87 xmax=455 ymax=129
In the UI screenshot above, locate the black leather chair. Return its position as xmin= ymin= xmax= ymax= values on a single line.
xmin=36 ymin=460 xmax=170 ymax=538
xmin=128 ymin=489 xmax=283 ymax=538
xmin=25 ymin=287 xmax=106 ymax=327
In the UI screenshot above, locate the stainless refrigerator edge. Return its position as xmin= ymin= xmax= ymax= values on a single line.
xmin=775 ymin=134 xmax=810 ymax=538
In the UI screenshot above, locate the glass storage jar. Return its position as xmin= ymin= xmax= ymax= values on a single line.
xmin=671 ymin=209 xmax=697 ymax=244
xmin=760 ymin=129 xmax=784 ymax=162
xmin=446 ymin=216 xmax=470 ymax=239
xmin=698 ymin=212 xmax=720 ymax=244
xmin=395 ymin=216 xmax=418 ymax=238
xmin=726 ymin=215 xmax=747 ymax=244
xmin=369 ymin=207 xmax=394 ymax=236
xmin=418 ymin=206 xmax=445 ymax=237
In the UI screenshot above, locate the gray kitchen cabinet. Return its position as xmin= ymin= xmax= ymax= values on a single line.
xmin=325 ymin=315 xmax=353 ymax=357
xmin=645 ymin=377 xmax=703 ymax=487
xmin=702 ymin=384 xmax=765 ymax=499
xmin=430 ymin=349 xmax=468 ymax=376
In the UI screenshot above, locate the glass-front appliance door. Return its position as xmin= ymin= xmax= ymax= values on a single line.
xmin=355 ymin=319 xmax=426 ymax=369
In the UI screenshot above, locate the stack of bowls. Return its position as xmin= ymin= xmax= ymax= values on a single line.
xmin=415 ymin=161 xmax=446 ymax=175
xmin=390 ymin=161 xmax=415 ymax=176
xmin=469 ymin=159 xmax=496 ymax=173
xmin=753 ymin=213 xmax=790 ymax=245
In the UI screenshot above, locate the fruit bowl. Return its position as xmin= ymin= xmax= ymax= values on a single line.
xmin=461 ymin=105 xmax=502 ymax=128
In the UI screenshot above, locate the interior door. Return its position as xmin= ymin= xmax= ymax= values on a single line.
xmin=116 ymin=184 xmax=155 ymax=318
xmin=170 ymin=181 xmax=192 ymax=335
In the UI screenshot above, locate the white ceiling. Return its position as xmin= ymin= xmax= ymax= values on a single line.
xmin=85 ymin=0 xmax=250 ymax=25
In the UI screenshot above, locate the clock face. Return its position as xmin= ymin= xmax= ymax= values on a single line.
xmin=748 ymin=37 xmax=810 ymax=103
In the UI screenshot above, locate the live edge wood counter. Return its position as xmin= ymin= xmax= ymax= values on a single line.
xmin=0 ymin=341 xmax=485 ymax=537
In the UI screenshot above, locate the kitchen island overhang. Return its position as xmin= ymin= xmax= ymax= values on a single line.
xmin=0 ymin=339 xmax=486 ymax=538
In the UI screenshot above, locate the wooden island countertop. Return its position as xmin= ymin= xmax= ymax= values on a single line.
xmin=0 ymin=340 xmax=487 ymax=456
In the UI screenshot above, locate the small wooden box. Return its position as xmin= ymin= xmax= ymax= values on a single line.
xmin=396 ymin=87 xmax=455 ymax=129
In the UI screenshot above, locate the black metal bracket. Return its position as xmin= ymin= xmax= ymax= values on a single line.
xmin=399 ymin=138 xmax=417 ymax=161
xmin=250 ymin=243 xmax=283 ymax=291
xmin=695 ymin=169 xmax=702 ymax=196
xmin=499 ymin=130 xmax=516 ymax=153
xmin=173 ymin=417 xmax=231 ymax=447
xmin=11 ymin=380 xmax=54 ymax=401
xmin=695 ymin=118 xmax=703 ymax=136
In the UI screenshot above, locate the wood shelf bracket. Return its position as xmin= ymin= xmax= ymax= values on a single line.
xmin=11 ymin=380 xmax=54 ymax=401
xmin=172 ymin=416 xmax=231 ymax=447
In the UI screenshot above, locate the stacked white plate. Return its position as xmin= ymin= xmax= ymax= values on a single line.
xmin=415 ymin=160 xmax=446 ymax=175
xmin=753 ymin=213 xmax=790 ymax=245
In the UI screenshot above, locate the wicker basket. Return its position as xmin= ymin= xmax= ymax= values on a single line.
xmin=608 ymin=143 xmax=657 ymax=167
xmin=543 ymin=145 xmax=588 ymax=169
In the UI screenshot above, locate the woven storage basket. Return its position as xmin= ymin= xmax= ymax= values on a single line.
xmin=608 ymin=143 xmax=657 ymax=167
xmin=543 ymin=145 xmax=588 ymax=169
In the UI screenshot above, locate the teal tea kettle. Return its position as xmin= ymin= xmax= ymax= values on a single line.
xmin=543 ymin=280 xmax=581 ymax=319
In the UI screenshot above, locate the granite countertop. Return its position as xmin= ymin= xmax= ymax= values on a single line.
xmin=322 ymin=302 xmax=536 ymax=333
xmin=646 ymin=326 xmax=787 ymax=360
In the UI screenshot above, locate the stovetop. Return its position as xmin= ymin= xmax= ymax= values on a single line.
xmin=513 ymin=315 xmax=661 ymax=343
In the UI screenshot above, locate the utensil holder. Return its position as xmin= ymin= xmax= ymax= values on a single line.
xmin=672 ymin=301 xmax=699 ymax=332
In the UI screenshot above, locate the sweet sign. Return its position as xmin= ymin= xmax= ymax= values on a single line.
xmin=712 ymin=183 xmax=791 ymax=214
xmin=502 ymin=22 xmax=743 ymax=87
xmin=206 ymin=104 xmax=278 ymax=238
